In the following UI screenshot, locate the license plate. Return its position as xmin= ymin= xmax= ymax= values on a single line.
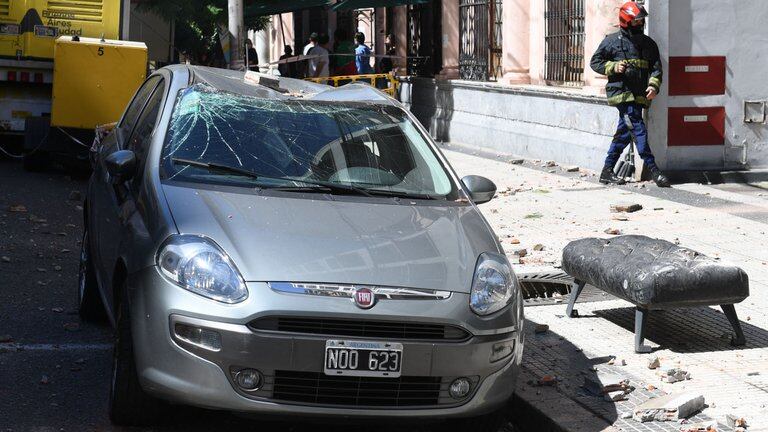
xmin=324 ymin=340 xmax=402 ymax=377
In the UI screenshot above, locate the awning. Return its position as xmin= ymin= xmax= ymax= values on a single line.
xmin=331 ymin=0 xmax=429 ymax=11
xmin=245 ymin=0 xmax=333 ymax=17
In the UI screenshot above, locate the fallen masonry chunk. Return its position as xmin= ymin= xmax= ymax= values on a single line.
xmin=680 ymin=420 xmax=718 ymax=432
xmin=632 ymin=392 xmax=705 ymax=422
xmin=726 ymin=414 xmax=748 ymax=429
xmin=533 ymin=244 xmax=545 ymax=251
xmin=604 ymin=389 xmax=629 ymax=402
xmin=545 ymin=160 xmax=557 ymax=167
xmin=612 ymin=215 xmax=629 ymax=221
xmin=539 ymin=375 xmax=557 ymax=386
xmin=509 ymin=159 xmax=525 ymax=164
xmin=620 ymin=412 xmax=633 ymax=419
xmin=647 ymin=355 xmax=660 ymax=369
xmin=508 ymin=238 xmax=521 ymax=244
xmin=604 ymin=228 xmax=622 ymax=235
xmin=514 ymin=248 xmax=528 ymax=257
xmin=584 ymin=371 xmax=631 ymax=396
xmin=565 ymin=165 xmax=580 ymax=172
xmin=534 ymin=324 xmax=549 ymax=334
xmin=661 ymin=368 xmax=691 ymax=383
xmin=610 ymin=203 xmax=643 ymax=213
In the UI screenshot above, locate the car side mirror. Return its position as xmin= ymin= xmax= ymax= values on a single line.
xmin=105 ymin=150 xmax=136 ymax=182
xmin=461 ymin=175 xmax=497 ymax=204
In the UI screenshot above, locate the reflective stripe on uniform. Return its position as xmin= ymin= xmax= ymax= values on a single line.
xmin=648 ymin=76 xmax=661 ymax=90
xmin=607 ymin=91 xmax=649 ymax=107
xmin=605 ymin=61 xmax=617 ymax=76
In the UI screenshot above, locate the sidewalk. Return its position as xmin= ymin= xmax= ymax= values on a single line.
xmin=443 ymin=146 xmax=768 ymax=432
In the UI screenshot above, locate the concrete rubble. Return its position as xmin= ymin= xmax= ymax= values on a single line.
xmin=662 ymin=368 xmax=692 ymax=383
xmin=632 ymin=392 xmax=705 ymax=422
xmin=647 ymin=355 xmax=661 ymax=369
xmin=584 ymin=371 xmax=634 ymax=401
xmin=610 ymin=203 xmax=643 ymax=213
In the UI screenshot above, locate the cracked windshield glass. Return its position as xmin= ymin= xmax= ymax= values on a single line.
xmin=161 ymin=84 xmax=457 ymax=200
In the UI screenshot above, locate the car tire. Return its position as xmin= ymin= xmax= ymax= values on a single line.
xmin=109 ymin=284 xmax=161 ymax=426
xmin=77 ymin=229 xmax=106 ymax=321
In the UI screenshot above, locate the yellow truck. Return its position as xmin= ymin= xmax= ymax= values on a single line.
xmin=0 ymin=0 xmax=147 ymax=171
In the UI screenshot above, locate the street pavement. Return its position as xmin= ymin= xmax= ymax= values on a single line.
xmin=444 ymin=145 xmax=768 ymax=432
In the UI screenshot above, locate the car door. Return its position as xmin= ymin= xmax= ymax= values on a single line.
xmin=91 ymin=76 xmax=162 ymax=309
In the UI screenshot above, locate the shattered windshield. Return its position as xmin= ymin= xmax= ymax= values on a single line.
xmin=160 ymin=84 xmax=457 ymax=199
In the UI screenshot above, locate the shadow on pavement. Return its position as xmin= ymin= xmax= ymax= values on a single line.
xmin=513 ymin=316 xmax=619 ymax=431
xmin=594 ymin=305 xmax=768 ymax=353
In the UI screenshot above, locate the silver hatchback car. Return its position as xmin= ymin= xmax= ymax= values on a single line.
xmin=79 ymin=66 xmax=524 ymax=429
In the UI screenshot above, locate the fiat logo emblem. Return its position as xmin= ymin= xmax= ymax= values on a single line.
xmin=353 ymin=288 xmax=375 ymax=309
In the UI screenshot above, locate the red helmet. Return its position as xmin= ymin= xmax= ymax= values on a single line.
xmin=619 ymin=1 xmax=648 ymax=28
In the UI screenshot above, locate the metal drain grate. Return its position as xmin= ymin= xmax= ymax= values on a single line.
xmin=518 ymin=269 xmax=615 ymax=306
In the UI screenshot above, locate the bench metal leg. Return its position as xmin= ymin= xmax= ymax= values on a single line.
xmin=721 ymin=304 xmax=747 ymax=346
xmin=566 ymin=280 xmax=585 ymax=318
xmin=634 ymin=307 xmax=652 ymax=353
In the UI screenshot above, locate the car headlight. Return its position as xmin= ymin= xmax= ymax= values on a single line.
xmin=157 ymin=235 xmax=248 ymax=304
xmin=470 ymin=252 xmax=519 ymax=316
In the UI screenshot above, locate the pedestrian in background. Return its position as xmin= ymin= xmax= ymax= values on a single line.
xmin=378 ymin=33 xmax=395 ymax=74
xmin=590 ymin=1 xmax=670 ymax=187
xmin=354 ymin=32 xmax=373 ymax=75
xmin=245 ymin=39 xmax=259 ymax=71
xmin=278 ymin=45 xmax=297 ymax=78
xmin=308 ymin=34 xmax=330 ymax=79
xmin=300 ymin=32 xmax=319 ymax=78
xmin=332 ymin=29 xmax=356 ymax=76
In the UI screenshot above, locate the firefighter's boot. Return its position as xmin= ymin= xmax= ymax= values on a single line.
xmin=652 ymin=169 xmax=671 ymax=188
xmin=599 ymin=167 xmax=627 ymax=185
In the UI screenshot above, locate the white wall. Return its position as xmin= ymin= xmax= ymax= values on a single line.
xmin=401 ymin=78 xmax=616 ymax=171
xmin=648 ymin=0 xmax=768 ymax=170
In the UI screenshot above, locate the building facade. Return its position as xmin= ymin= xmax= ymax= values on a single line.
xmin=266 ymin=1 xmax=768 ymax=172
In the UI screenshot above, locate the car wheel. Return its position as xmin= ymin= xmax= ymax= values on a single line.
xmin=77 ymin=229 xmax=106 ymax=321
xmin=108 ymin=284 xmax=161 ymax=426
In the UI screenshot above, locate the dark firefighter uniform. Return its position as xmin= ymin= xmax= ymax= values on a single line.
xmin=590 ymin=3 xmax=669 ymax=188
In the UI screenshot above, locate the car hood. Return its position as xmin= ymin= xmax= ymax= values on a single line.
xmin=161 ymin=184 xmax=500 ymax=294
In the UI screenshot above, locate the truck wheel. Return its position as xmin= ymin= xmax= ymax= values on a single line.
xmin=109 ymin=284 xmax=161 ymax=426
xmin=22 ymin=151 xmax=49 ymax=172
xmin=77 ymin=229 xmax=106 ymax=321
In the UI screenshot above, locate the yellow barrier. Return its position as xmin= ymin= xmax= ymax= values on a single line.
xmin=305 ymin=74 xmax=399 ymax=97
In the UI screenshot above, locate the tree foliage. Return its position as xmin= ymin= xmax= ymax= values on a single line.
xmin=137 ymin=0 xmax=270 ymax=61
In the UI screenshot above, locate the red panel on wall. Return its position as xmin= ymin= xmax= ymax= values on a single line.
xmin=669 ymin=56 xmax=726 ymax=96
xmin=668 ymin=107 xmax=725 ymax=146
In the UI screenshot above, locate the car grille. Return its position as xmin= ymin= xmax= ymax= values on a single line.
xmin=249 ymin=317 xmax=471 ymax=341
xmin=272 ymin=370 xmax=443 ymax=407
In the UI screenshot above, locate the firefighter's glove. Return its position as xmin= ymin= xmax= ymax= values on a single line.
xmin=646 ymin=86 xmax=657 ymax=100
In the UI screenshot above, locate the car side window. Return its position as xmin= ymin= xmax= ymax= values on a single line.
xmin=126 ymin=80 xmax=166 ymax=189
xmin=118 ymin=76 xmax=161 ymax=142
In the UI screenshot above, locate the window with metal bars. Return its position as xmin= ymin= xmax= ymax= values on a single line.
xmin=459 ymin=0 xmax=503 ymax=81
xmin=544 ymin=0 xmax=585 ymax=87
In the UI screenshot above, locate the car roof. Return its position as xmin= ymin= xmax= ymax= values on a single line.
xmin=161 ymin=64 xmax=399 ymax=106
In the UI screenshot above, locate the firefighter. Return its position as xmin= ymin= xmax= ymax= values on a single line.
xmin=590 ymin=1 xmax=670 ymax=187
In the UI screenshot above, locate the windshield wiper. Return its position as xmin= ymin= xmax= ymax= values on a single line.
xmin=171 ymin=158 xmax=373 ymax=197
xmin=363 ymin=189 xmax=444 ymax=200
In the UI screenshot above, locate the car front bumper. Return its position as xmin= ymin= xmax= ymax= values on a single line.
xmin=128 ymin=267 xmax=524 ymax=419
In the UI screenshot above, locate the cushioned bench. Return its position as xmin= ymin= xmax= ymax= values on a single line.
xmin=562 ymin=235 xmax=749 ymax=353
